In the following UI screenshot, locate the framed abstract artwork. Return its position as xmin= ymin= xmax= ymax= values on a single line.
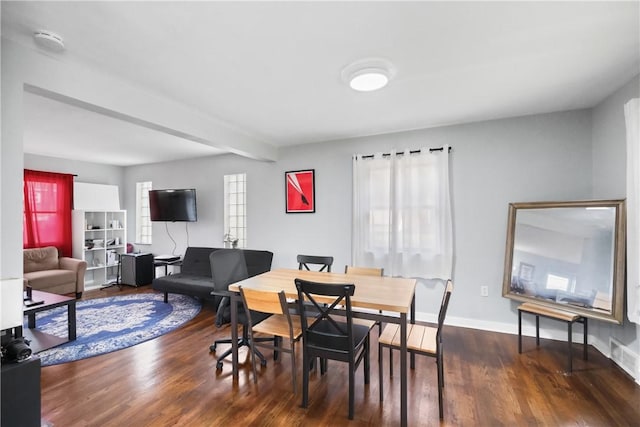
xmin=285 ymin=169 xmax=315 ymax=213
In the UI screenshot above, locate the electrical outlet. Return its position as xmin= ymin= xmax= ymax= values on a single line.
xmin=480 ymin=286 xmax=489 ymax=297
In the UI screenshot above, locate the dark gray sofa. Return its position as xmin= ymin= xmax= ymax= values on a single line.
xmin=152 ymin=247 xmax=274 ymax=303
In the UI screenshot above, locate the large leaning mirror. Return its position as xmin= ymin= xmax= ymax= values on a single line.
xmin=502 ymin=200 xmax=626 ymax=324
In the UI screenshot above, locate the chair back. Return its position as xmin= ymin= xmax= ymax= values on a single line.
xmin=436 ymin=280 xmax=454 ymax=342
xmin=297 ymin=254 xmax=334 ymax=272
xmin=210 ymin=249 xmax=249 ymax=292
xmin=295 ymin=278 xmax=356 ymax=358
xmin=344 ymin=266 xmax=384 ymax=276
xmin=240 ymin=286 xmax=287 ymax=316
xmin=210 ymin=249 xmax=250 ymax=328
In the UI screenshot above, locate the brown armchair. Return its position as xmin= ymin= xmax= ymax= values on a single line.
xmin=23 ymin=246 xmax=87 ymax=298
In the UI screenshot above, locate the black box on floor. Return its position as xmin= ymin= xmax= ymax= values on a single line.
xmin=1 ymin=356 xmax=41 ymax=427
xmin=121 ymin=253 xmax=154 ymax=286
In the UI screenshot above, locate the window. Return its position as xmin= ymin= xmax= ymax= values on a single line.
xmin=546 ymin=273 xmax=570 ymax=291
xmin=23 ymin=169 xmax=74 ymax=256
xmin=224 ymin=174 xmax=246 ymax=248
xmin=352 ymin=148 xmax=452 ymax=279
xmin=136 ymin=181 xmax=152 ymax=244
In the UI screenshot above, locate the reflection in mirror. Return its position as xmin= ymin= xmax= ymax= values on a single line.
xmin=502 ymin=200 xmax=625 ymax=324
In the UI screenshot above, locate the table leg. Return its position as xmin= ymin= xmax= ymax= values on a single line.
xmin=410 ymin=295 xmax=416 ymax=369
xmin=68 ymin=300 xmax=77 ymax=341
xmin=518 ymin=310 xmax=522 ymax=353
xmin=27 ymin=313 xmax=36 ymax=329
xmin=568 ymin=322 xmax=573 ymax=373
xmin=583 ymin=318 xmax=588 ymax=360
xmin=231 ymin=293 xmax=239 ymax=380
xmin=400 ymin=312 xmax=408 ymax=427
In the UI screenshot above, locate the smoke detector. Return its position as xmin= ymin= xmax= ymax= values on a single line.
xmin=33 ymin=30 xmax=65 ymax=52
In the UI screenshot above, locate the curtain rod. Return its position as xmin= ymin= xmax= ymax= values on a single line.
xmin=359 ymin=146 xmax=452 ymax=160
xmin=24 ymin=168 xmax=78 ymax=177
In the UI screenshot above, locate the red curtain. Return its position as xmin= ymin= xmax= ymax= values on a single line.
xmin=23 ymin=169 xmax=74 ymax=257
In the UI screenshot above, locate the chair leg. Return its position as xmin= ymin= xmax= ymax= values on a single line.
xmin=439 ymin=342 xmax=445 ymax=389
xmin=379 ymin=343 xmax=384 ymax=402
xmin=301 ymin=351 xmax=310 ymax=408
xmin=348 ymin=360 xmax=355 ymax=420
xmin=214 ymin=331 xmax=267 ymax=368
xmin=389 ymin=347 xmax=394 ymax=377
xmin=440 ymin=352 xmax=445 ymax=389
xmin=320 ymin=358 xmax=327 ymax=375
xmin=291 ymin=341 xmax=298 ymax=395
xmin=364 ymin=335 xmax=370 ymax=385
xmin=215 ymin=346 xmax=234 ymax=368
xmin=274 ymin=336 xmax=281 ymax=361
xmin=248 ymin=329 xmax=258 ymax=384
xmin=437 ymin=352 xmax=444 ymax=419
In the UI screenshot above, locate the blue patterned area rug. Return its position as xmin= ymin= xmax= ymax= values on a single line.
xmin=30 ymin=293 xmax=201 ymax=366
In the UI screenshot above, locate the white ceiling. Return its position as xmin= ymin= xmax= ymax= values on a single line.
xmin=3 ymin=1 xmax=639 ymax=166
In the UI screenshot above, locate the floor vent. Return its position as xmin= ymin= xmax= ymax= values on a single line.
xmin=610 ymin=337 xmax=639 ymax=379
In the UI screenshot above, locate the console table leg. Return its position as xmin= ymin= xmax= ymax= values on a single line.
xmin=583 ymin=318 xmax=588 ymax=360
xmin=518 ymin=310 xmax=522 ymax=353
xmin=68 ymin=300 xmax=77 ymax=341
xmin=568 ymin=322 xmax=573 ymax=373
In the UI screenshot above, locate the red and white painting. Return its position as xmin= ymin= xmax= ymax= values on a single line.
xmin=285 ymin=169 xmax=315 ymax=213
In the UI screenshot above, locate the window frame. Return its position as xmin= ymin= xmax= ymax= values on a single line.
xmin=135 ymin=181 xmax=152 ymax=245
xmin=224 ymin=173 xmax=247 ymax=248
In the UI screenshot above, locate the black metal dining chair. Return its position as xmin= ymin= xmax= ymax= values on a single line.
xmin=297 ymin=254 xmax=334 ymax=272
xmin=295 ymin=278 xmax=375 ymax=420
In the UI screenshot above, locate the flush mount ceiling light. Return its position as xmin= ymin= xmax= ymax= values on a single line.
xmin=341 ymin=58 xmax=396 ymax=92
xmin=33 ymin=30 xmax=65 ymax=52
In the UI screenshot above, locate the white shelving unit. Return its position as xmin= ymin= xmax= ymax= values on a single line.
xmin=72 ymin=210 xmax=127 ymax=290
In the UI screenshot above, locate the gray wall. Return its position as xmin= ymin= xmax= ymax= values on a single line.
xmin=29 ymin=86 xmax=639 ymax=380
xmin=122 ymin=109 xmax=594 ymax=330
xmin=24 ymin=153 xmax=125 ymax=208
xmin=591 ymin=75 xmax=640 ymax=357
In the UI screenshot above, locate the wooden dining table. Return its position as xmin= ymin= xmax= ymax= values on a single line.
xmin=228 ymin=268 xmax=417 ymax=427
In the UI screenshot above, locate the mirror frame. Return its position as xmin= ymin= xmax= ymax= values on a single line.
xmin=502 ymin=199 xmax=626 ymax=324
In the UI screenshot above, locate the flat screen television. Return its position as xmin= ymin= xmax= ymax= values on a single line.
xmin=149 ymin=189 xmax=197 ymax=222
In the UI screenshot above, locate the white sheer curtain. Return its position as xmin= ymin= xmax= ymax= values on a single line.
xmin=352 ymin=146 xmax=453 ymax=279
xmin=625 ymin=98 xmax=640 ymax=325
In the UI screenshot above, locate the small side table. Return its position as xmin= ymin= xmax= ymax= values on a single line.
xmin=518 ymin=302 xmax=588 ymax=373
xmin=154 ymin=257 xmax=182 ymax=278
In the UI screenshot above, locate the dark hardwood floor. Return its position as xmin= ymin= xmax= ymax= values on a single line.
xmin=40 ymin=286 xmax=640 ymax=426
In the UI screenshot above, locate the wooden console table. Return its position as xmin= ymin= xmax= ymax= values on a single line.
xmin=518 ymin=302 xmax=588 ymax=373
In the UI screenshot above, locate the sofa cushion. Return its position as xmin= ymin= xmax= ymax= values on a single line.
xmin=24 ymin=269 xmax=76 ymax=289
xmin=152 ymin=274 xmax=217 ymax=300
xmin=24 ymin=247 xmax=59 ymax=273
xmin=180 ymin=247 xmax=222 ymax=276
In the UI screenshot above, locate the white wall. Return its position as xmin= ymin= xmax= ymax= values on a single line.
xmin=24 ymin=153 xmax=125 ymax=208
xmin=0 ymin=37 xmax=26 ymax=330
xmin=123 ymin=109 xmax=593 ymax=329
xmin=591 ymin=75 xmax=640 ymax=361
